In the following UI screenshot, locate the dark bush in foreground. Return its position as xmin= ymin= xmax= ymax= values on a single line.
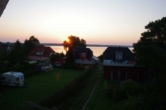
xmin=106 ymin=79 xmax=141 ymax=102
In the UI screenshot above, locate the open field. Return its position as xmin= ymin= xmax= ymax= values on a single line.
xmin=0 ymin=68 xmax=82 ymax=110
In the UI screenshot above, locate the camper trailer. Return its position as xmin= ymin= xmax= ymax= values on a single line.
xmin=0 ymin=72 xmax=24 ymax=87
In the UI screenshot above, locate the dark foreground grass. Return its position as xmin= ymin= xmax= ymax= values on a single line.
xmin=85 ymin=78 xmax=120 ymax=110
xmin=59 ymin=65 xmax=101 ymax=110
xmin=0 ymin=68 xmax=82 ymax=110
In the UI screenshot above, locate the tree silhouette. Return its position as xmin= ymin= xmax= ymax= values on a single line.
xmin=63 ymin=35 xmax=86 ymax=52
xmin=23 ymin=36 xmax=40 ymax=55
xmin=63 ymin=35 xmax=86 ymax=63
xmin=133 ymin=17 xmax=166 ymax=73
xmin=8 ymin=40 xmax=27 ymax=66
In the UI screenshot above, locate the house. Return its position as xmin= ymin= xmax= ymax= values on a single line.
xmin=0 ymin=42 xmax=11 ymax=54
xmin=52 ymin=57 xmax=66 ymax=67
xmin=103 ymin=46 xmax=147 ymax=82
xmin=74 ymin=48 xmax=96 ymax=65
xmin=28 ymin=45 xmax=56 ymax=61
xmin=34 ymin=62 xmax=54 ymax=72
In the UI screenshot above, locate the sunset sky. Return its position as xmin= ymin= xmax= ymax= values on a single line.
xmin=0 ymin=0 xmax=166 ymax=45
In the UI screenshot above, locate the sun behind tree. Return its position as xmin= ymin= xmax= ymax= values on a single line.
xmin=63 ymin=35 xmax=86 ymax=53
xmin=66 ymin=38 xmax=70 ymax=43
xmin=63 ymin=35 xmax=86 ymax=63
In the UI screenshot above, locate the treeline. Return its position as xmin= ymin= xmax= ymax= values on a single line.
xmin=0 ymin=36 xmax=40 ymax=68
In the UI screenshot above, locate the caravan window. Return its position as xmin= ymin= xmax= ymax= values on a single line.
xmin=1 ymin=77 xmax=5 ymax=80
xmin=55 ymin=62 xmax=61 ymax=66
xmin=16 ymin=77 xmax=19 ymax=81
xmin=21 ymin=76 xmax=23 ymax=79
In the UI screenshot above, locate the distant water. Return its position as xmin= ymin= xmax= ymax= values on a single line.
xmin=50 ymin=46 xmax=134 ymax=57
xmin=50 ymin=46 xmax=106 ymax=56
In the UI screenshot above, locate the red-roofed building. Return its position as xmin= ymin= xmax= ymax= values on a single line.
xmin=28 ymin=46 xmax=56 ymax=61
xmin=103 ymin=47 xmax=147 ymax=82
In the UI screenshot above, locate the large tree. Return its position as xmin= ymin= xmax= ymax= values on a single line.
xmin=4 ymin=40 xmax=27 ymax=67
xmin=131 ymin=17 xmax=166 ymax=110
xmin=133 ymin=17 xmax=166 ymax=74
xmin=23 ymin=36 xmax=40 ymax=55
xmin=63 ymin=35 xmax=86 ymax=63
xmin=63 ymin=35 xmax=86 ymax=52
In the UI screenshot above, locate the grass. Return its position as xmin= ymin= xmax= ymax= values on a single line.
xmin=85 ymin=77 xmax=120 ymax=110
xmin=0 ymin=68 xmax=82 ymax=110
xmin=59 ymin=64 xmax=101 ymax=110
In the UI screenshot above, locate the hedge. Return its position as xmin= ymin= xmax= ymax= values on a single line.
xmin=0 ymin=63 xmax=41 ymax=78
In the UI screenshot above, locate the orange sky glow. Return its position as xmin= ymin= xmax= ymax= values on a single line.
xmin=0 ymin=0 xmax=166 ymax=46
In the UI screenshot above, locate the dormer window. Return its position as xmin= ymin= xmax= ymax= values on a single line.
xmin=36 ymin=51 xmax=43 ymax=55
xmin=115 ymin=51 xmax=122 ymax=60
xmin=82 ymin=53 xmax=86 ymax=57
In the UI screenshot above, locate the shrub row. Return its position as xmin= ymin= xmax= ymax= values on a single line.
xmin=23 ymin=69 xmax=41 ymax=78
xmin=0 ymin=63 xmax=41 ymax=78
xmin=106 ymin=79 xmax=166 ymax=110
xmin=39 ymin=64 xmax=97 ymax=109
xmin=106 ymin=79 xmax=142 ymax=102
xmin=63 ymin=63 xmax=77 ymax=69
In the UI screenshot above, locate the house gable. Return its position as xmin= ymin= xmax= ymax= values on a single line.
xmin=75 ymin=48 xmax=93 ymax=60
xmin=74 ymin=48 xmax=95 ymax=64
xmin=103 ymin=47 xmax=147 ymax=82
xmin=28 ymin=46 xmax=55 ymax=61
xmin=103 ymin=47 xmax=135 ymax=65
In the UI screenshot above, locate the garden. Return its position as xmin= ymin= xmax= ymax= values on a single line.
xmin=0 ymin=68 xmax=82 ymax=110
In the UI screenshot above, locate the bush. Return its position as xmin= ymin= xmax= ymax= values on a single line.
xmin=23 ymin=69 xmax=40 ymax=78
xmin=106 ymin=79 xmax=141 ymax=102
xmin=63 ymin=63 xmax=77 ymax=69
xmin=0 ymin=63 xmax=41 ymax=78
xmin=120 ymin=79 xmax=140 ymax=96
xmin=106 ymin=83 xmax=127 ymax=102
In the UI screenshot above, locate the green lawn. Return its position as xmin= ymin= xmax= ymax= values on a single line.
xmin=59 ymin=65 xmax=101 ymax=110
xmin=85 ymin=78 xmax=120 ymax=110
xmin=0 ymin=68 xmax=82 ymax=110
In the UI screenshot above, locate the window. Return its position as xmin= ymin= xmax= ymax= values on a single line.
xmin=115 ymin=52 xmax=122 ymax=60
xmin=82 ymin=53 xmax=86 ymax=57
xmin=125 ymin=72 xmax=128 ymax=80
xmin=16 ymin=77 xmax=19 ymax=81
xmin=36 ymin=51 xmax=43 ymax=55
xmin=55 ymin=62 xmax=61 ymax=66
xmin=0 ymin=77 xmax=5 ymax=80
xmin=118 ymin=71 xmax=121 ymax=80
xmin=110 ymin=71 xmax=113 ymax=80
xmin=137 ymin=72 xmax=140 ymax=81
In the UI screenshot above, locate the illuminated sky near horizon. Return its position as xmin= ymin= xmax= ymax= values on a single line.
xmin=0 ymin=0 xmax=166 ymax=45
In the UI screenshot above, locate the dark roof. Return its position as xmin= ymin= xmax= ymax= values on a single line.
xmin=103 ymin=47 xmax=134 ymax=61
xmin=75 ymin=48 xmax=93 ymax=59
xmin=0 ymin=42 xmax=11 ymax=53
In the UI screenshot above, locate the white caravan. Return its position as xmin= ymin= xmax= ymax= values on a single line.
xmin=0 ymin=72 xmax=24 ymax=87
